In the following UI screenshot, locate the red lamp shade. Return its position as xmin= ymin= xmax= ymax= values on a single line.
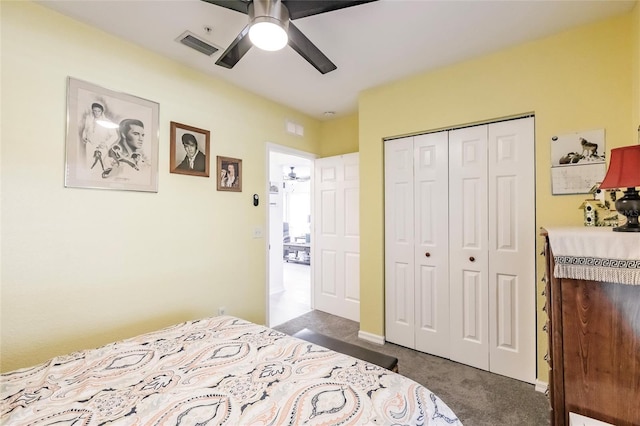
xmin=599 ymin=144 xmax=640 ymax=189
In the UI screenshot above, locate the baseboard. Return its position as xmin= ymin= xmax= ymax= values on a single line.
xmin=358 ymin=329 xmax=385 ymax=345
xmin=535 ymin=379 xmax=548 ymax=393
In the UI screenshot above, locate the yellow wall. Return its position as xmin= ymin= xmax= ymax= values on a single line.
xmin=0 ymin=2 xmax=321 ymax=372
xmin=319 ymin=112 xmax=359 ymax=157
xmin=358 ymin=13 xmax=634 ymax=384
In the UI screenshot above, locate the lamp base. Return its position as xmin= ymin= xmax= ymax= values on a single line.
xmin=612 ymin=187 xmax=640 ymax=232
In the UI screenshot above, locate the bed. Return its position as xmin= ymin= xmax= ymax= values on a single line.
xmin=1 ymin=315 xmax=461 ymax=425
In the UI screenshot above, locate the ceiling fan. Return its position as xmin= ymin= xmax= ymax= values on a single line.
xmin=284 ymin=166 xmax=310 ymax=182
xmin=202 ymin=0 xmax=377 ymax=74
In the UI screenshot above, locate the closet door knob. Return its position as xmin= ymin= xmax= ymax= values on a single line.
xmin=469 ymin=256 xmax=476 ymax=262
xmin=425 ymin=252 xmax=431 ymax=257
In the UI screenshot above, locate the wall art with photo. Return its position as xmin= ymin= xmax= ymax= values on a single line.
xmin=170 ymin=121 xmax=210 ymax=177
xmin=64 ymin=77 xmax=160 ymax=192
xmin=217 ymin=156 xmax=242 ymax=192
xmin=550 ymin=128 xmax=606 ymax=195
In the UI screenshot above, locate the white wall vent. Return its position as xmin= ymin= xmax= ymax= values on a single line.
xmin=285 ymin=119 xmax=304 ymax=137
xmin=176 ymin=31 xmax=220 ymax=56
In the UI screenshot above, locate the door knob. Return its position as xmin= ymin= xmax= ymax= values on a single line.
xmin=425 ymin=252 xmax=431 ymax=257
xmin=469 ymin=256 xmax=475 ymax=262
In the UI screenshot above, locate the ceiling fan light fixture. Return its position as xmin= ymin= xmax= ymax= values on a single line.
xmin=249 ymin=21 xmax=288 ymax=51
xmin=248 ymin=0 xmax=289 ymax=51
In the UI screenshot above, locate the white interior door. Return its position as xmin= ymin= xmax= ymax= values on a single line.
xmin=487 ymin=117 xmax=536 ymax=384
xmin=384 ymin=137 xmax=415 ymax=347
xmin=314 ymin=153 xmax=360 ymax=321
xmin=448 ymin=125 xmax=490 ymax=371
xmin=413 ymin=132 xmax=450 ymax=358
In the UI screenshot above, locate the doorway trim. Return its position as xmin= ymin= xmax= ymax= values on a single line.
xmin=265 ymin=142 xmax=316 ymax=327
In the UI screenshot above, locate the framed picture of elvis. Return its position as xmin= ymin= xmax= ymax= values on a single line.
xmin=169 ymin=121 xmax=210 ymax=177
xmin=217 ymin=156 xmax=242 ymax=192
xmin=64 ymin=77 xmax=159 ymax=192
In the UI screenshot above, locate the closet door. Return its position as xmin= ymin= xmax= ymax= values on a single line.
xmin=448 ymin=125 xmax=489 ymax=371
xmin=384 ymin=137 xmax=415 ymax=347
xmin=413 ymin=132 xmax=450 ymax=357
xmin=487 ymin=117 xmax=536 ymax=383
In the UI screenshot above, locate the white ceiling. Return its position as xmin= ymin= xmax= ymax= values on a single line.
xmin=39 ymin=0 xmax=635 ymax=120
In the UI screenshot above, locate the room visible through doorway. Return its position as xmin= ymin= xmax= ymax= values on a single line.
xmin=268 ymin=147 xmax=313 ymax=327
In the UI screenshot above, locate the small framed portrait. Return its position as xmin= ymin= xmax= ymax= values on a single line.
xmin=169 ymin=121 xmax=210 ymax=177
xmin=64 ymin=77 xmax=159 ymax=192
xmin=217 ymin=156 xmax=242 ymax=192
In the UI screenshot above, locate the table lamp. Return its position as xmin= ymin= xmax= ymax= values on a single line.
xmin=599 ymin=144 xmax=640 ymax=232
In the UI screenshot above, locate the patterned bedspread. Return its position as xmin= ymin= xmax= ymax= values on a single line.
xmin=1 ymin=316 xmax=461 ymax=425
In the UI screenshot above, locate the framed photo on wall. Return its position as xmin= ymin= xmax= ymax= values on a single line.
xmin=169 ymin=121 xmax=210 ymax=177
xmin=550 ymin=129 xmax=606 ymax=195
xmin=217 ymin=156 xmax=242 ymax=192
xmin=64 ymin=77 xmax=160 ymax=192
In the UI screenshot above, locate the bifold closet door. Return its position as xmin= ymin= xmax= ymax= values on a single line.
xmin=487 ymin=117 xmax=535 ymax=384
xmin=384 ymin=137 xmax=416 ymax=348
xmin=384 ymin=133 xmax=449 ymax=357
xmin=448 ymin=125 xmax=490 ymax=371
xmin=448 ymin=117 xmax=536 ymax=383
xmin=412 ymin=132 xmax=450 ymax=358
xmin=385 ymin=117 xmax=535 ymax=384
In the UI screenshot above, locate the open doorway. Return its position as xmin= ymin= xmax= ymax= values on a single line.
xmin=267 ymin=145 xmax=314 ymax=327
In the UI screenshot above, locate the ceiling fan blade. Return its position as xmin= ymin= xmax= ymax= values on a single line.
xmin=215 ymin=25 xmax=252 ymax=69
xmin=201 ymin=0 xmax=250 ymax=15
xmin=284 ymin=0 xmax=377 ymax=20
xmin=287 ymin=22 xmax=336 ymax=74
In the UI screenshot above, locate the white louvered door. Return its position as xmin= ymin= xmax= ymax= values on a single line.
xmin=384 ymin=117 xmax=535 ymax=384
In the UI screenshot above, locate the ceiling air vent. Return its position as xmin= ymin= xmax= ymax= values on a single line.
xmin=176 ymin=31 xmax=219 ymax=56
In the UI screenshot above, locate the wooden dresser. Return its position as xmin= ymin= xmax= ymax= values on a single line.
xmin=542 ymin=228 xmax=640 ymax=426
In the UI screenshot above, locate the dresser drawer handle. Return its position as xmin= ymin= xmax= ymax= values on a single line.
xmin=425 ymin=252 xmax=431 ymax=257
xmin=469 ymin=256 xmax=475 ymax=262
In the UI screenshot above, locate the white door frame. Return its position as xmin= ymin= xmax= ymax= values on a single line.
xmin=265 ymin=143 xmax=316 ymax=327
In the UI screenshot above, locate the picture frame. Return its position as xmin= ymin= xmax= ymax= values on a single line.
xmin=64 ymin=77 xmax=160 ymax=192
xmin=169 ymin=121 xmax=210 ymax=177
xmin=550 ymin=129 xmax=606 ymax=195
xmin=217 ymin=156 xmax=242 ymax=192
